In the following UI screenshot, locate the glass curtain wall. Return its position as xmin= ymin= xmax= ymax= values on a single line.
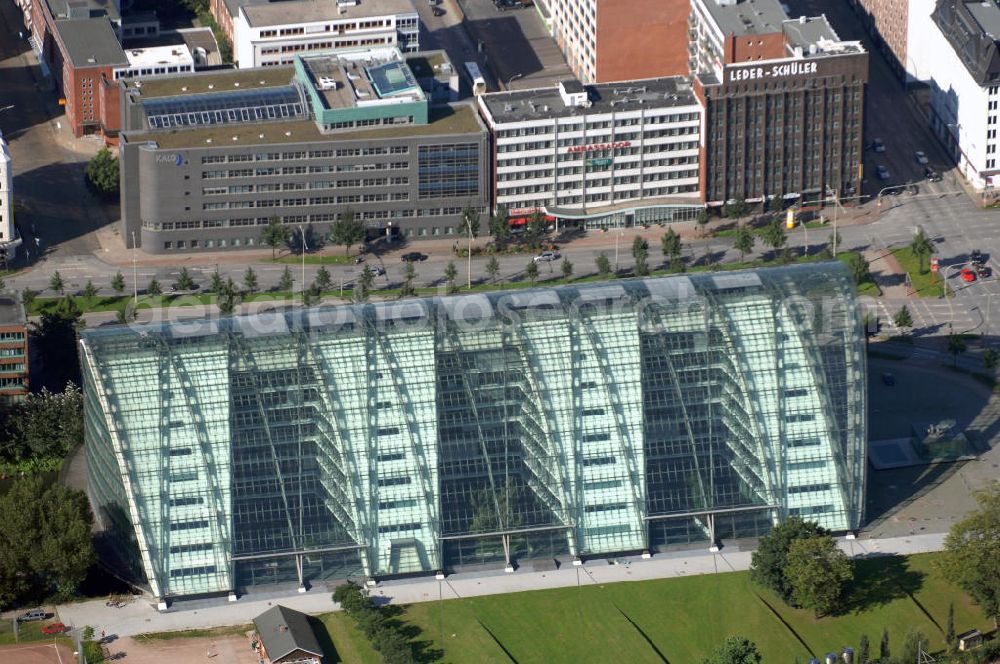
xmin=82 ymin=263 xmax=865 ymax=602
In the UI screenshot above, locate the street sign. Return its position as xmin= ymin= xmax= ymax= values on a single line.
xmin=931 ymin=263 xmax=939 ymax=273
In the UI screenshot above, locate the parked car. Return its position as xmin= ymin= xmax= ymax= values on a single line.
xmin=881 ymin=373 xmax=896 ymax=386
xmin=961 ymin=267 xmax=977 ymax=282
xmin=876 ymin=165 xmax=890 ymax=181
xmin=977 ymin=264 xmax=991 ymax=279
xmin=908 ymin=183 xmax=919 ymax=195
xmin=432 ymin=6 xmax=444 ymax=15
xmin=370 ymin=264 xmax=386 ymax=276
xmin=401 ymin=252 xmax=427 ymax=262
xmin=924 ymin=166 xmax=942 ymax=182
xmin=914 ymin=150 xmax=929 ymax=165
xmin=872 ymin=138 xmax=886 ymax=153
xmin=971 ymin=249 xmax=985 ymax=266
xmin=41 ymin=623 xmax=66 ymax=635
xmin=18 ymin=609 xmax=47 ymax=622
xmin=533 ymin=251 xmax=560 ymax=262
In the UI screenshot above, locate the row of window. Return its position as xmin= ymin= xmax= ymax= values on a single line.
xmin=201 ymin=146 xmax=409 ymax=164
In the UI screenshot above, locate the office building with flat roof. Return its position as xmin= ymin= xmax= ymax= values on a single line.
xmin=478 ymin=78 xmax=703 ymax=228
xmin=690 ymin=0 xmax=868 ymax=205
xmin=0 ymin=132 xmax=20 ymax=262
xmin=546 ymin=0 xmax=690 ymax=84
xmin=81 ymin=263 xmax=866 ymax=605
xmin=210 ymin=0 xmax=419 ymax=69
xmin=0 ymin=292 xmax=29 ymax=403
xmin=907 ymin=0 xmax=1000 ymax=192
xmin=119 ymin=48 xmax=488 ymax=252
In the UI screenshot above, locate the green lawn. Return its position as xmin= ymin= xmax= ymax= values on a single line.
xmin=891 ymin=247 xmax=950 ymax=298
xmin=317 ymin=554 xmax=992 ymax=664
xmin=0 ymin=620 xmax=74 ymax=646
xmin=315 ymin=612 xmax=382 ymax=664
xmin=270 ymin=254 xmax=353 ymax=265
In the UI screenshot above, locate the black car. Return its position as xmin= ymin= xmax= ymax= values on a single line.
xmin=495 ymin=0 xmax=521 ymax=9
xmin=924 ymin=166 xmax=942 ymax=182
xmin=401 ymin=252 xmax=427 ymax=262
xmin=971 ymin=249 xmax=985 ymax=266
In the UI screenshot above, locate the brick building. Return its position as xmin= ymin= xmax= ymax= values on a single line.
xmin=0 ymin=293 xmax=29 ymax=404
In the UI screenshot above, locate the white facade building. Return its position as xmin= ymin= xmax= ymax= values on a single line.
xmin=0 ymin=133 xmax=20 ymax=261
xmin=907 ymin=0 xmax=1000 ymax=191
xmin=114 ymin=44 xmax=196 ymax=80
xmin=232 ymin=0 xmax=419 ymax=69
xmin=478 ymin=78 xmax=703 ymax=228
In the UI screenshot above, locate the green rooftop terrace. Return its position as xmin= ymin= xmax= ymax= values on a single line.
xmin=125 ymin=104 xmax=484 ymax=149
xmin=126 ymin=67 xmax=295 ymax=99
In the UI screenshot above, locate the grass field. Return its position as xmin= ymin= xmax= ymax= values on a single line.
xmin=892 ymin=246 xmax=951 ymax=298
xmin=318 ymin=554 xmax=993 ymax=664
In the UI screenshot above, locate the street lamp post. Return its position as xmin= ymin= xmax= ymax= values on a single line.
xmin=299 ymin=225 xmax=308 ymax=305
xmin=463 ymin=212 xmax=475 ymax=289
xmin=130 ymin=231 xmax=138 ymax=308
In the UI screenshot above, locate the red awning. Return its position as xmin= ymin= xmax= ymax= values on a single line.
xmin=509 ymin=215 xmax=555 ymax=226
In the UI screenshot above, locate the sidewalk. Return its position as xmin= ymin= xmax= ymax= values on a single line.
xmin=55 ymin=532 xmax=945 ymax=638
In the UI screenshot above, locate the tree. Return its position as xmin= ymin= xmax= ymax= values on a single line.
xmin=356 ymin=265 xmax=375 ymax=302
xmin=632 ymin=236 xmax=650 ymax=276
xmin=489 ymin=206 xmax=511 ymax=249
xmin=115 ymin=302 xmax=135 ymax=324
xmin=525 ymin=211 xmax=546 ymax=247
xmin=984 ymin=348 xmax=999 ymax=371
xmin=1 ymin=384 xmax=84 ymax=463
xmin=893 ymin=305 xmax=913 ymax=331
xmin=826 ymin=231 xmax=842 ymax=258
xmin=175 ymin=267 xmax=195 ymax=292
xmin=938 ymin=483 xmax=1000 ymax=628
xmin=858 ymin=634 xmax=870 ymax=664
xmin=147 ymin=277 xmax=162 ymax=296
xmin=784 ymin=535 xmax=854 ymax=617
xmin=725 ymin=198 xmax=750 ymax=219
xmin=596 ymin=253 xmax=612 ymax=278
xmin=486 ymin=256 xmax=500 ymax=284
xmin=243 ymin=266 xmax=258 ymax=294
xmin=525 ymin=259 xmax=539 ymax=284
xmin=209 ymin=269 xmax=224 ymax=294
xmin=768 ymin=195 xmax=784 ymax=214
xmin=278 ymin=266 xmax=294 ymax=292
xmin=401 ymin=261 xmax=417 ymax=297
xmin=260 ymin=216 xmax=289 ymax=259
xmin=21 ymin=288 xmax=36 ymax=308
xmin=844 ymin=252 xmax=871 ymax=286
xmin=898 ymin=630 xmax=929 ymax=664
xmin=734 ymin=225 xmax=755 ymax=262
xmin=880 ymin=628 xmax=890 ymax=661
xmin=561 ymin=258 xmax=573 ymax=280
xmin=30 ymin=298 xmax=83 ymax=391
xmin=443 ymin=261 xmax=458 ymax=294
xmin=948 ymin=333 xmax=967 ymax=366
xmin=910 ymin=227 xmax=934 ymax=274
xmin=760 ymin=218 xmax=786 ymax=254
xmin=314 ymin=265 xmax=332 ymax=292
xmin=217 ymin=277 xmax=238 ymax=315
xmin=328 ymin=210 xmax=366 ymax=256
xmin=0 ymin=476 xmax=95 ymax=608
xmin=111 ymin=271 xmax=125 ymax=295
xmin=84 ymin=148 xmax=119 ymax=198
xmin=49 ymin=271 xmax=65 ymax=294
xmin=696 ymin=209 xmax=711 ymax=234
xmin=82 ymin=280 xmax=97 ymax=301
xmin=661 ymin=228 xmax=682 ymax=265
xmin=703 ymin=636 xmax=762 ymax=664
xmin=749 ymin=516 xmax=830 ymax=602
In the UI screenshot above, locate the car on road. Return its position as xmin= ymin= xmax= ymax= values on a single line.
xmin=961 ymin=267 xmax=977 ymax=282
xmin=881 ymin=373 xmax=896 ymax=386
xmin=872 ymin=138 xmax=886 ymax=153
xmin=971 ymin=249 xmax=985 ymax=265
xmin=401 ymin=252 xmax=427 ymax=262
xmin=18 ymin=609 xmax=48 ymax=622
xmin=914 ymin=150 xmax=929 ymax=165
xmin=495 ymin=0 xmax=522 ymax=9
xmin=924 ymin=166 xmax=942 ymax=182
xmin=368 ymin=264 xmax=386 ymax=276
xmin=876 ymin=165 xmax=890 ymax=180
xmin=533 ymin=251 xmax=561 ymax=262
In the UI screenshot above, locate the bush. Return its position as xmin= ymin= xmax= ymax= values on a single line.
xmin=332 ymin=582 xmax=416 ymax=663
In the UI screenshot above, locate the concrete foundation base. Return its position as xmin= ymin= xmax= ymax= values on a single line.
xmin=846 ymin=532 xmax=857 ymax=540
xmin=365 ymin=578 xmax=377 ymax=587
xmin=157 ymin=601 xmax=168 ymax=612
xmin=709 ymin=545 xmax=720 ymax=552
xmin=504 ymin=564 xmax=515 ymax=574
xmin=572 ymin=558 xmax=583 ymax=566
xmin=297 ymin=586 xmax=307 ymax=594
xmin=641 ymin=551 xmax=652 ymax=560
xmin=434 ymin=572 xmax=445 ymax=580
xmin=227 ymin=593 xmax=238 ymax=603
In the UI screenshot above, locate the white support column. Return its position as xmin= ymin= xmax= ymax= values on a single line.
xmin=708 ymin=513 xmax=720 ymax=552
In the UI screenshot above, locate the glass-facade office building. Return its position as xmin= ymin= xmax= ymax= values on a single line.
xmin=81 ymin=263 xmax=866 ymax=604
